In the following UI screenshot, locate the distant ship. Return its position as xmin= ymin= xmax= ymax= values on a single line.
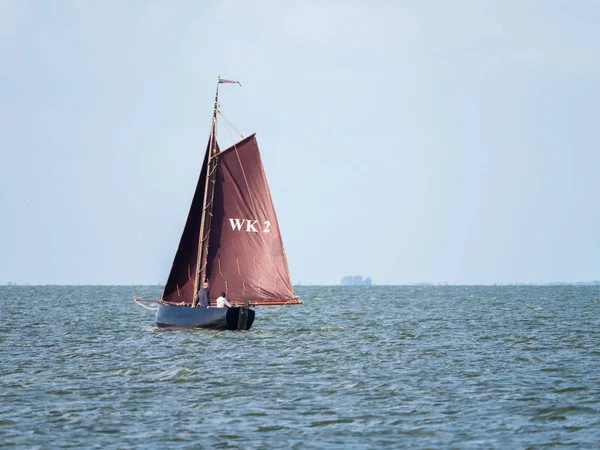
xmin=134 ymin=77 xmax=300 ymax=330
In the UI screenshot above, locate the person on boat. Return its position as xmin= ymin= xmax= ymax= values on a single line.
xmin=193 ymin=282 xmax=211 ymax=308
xmin=216 ymin=292 xmax=232 ymax=308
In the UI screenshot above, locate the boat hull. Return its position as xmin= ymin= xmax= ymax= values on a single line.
xmin=155 ymin=303 xmax=255 ymax=330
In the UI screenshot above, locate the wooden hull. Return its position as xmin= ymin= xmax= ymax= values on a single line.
xmin=155 ymin=303 xmax=255 ymax=330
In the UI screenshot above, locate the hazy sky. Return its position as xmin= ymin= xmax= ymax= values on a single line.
xmin=1 ymin=1 xmax=599 ymax=285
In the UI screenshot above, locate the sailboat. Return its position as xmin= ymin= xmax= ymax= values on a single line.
xmin=134 ymin=77 xmax=301 ymax=330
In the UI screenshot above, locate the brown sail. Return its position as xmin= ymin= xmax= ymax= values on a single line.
xmin=206 ymin=135 xmax=298 ymax=305
xmin=161 ymin=142 xmax=210 ymax=304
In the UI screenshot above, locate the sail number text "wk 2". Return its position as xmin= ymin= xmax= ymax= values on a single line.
xmin=229 ymin=218 xmax=271 ymax=233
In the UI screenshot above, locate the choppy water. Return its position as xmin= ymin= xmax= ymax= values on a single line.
xmin=1 ymin=285 xmax=599 ymax=448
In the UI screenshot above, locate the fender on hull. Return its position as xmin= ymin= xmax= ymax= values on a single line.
xmin=155 ymin=303 xmax=255 ymax=330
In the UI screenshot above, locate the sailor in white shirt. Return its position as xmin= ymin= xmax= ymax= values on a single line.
xmin=216 ymin=292 xmax=232 ymax=308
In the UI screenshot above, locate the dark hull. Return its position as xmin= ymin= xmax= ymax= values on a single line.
xmin=155 ymin=303 xmax=255 ymax=330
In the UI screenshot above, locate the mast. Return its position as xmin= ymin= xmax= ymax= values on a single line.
xmin=193 ymin=79 xmax=221 ymax=300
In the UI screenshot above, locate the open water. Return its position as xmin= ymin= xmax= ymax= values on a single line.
xmin=1 ymin=285 xmax=599 ymax=448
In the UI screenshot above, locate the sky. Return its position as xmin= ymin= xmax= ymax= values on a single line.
xmin=1 ymin=0 xmax=599 ymax=285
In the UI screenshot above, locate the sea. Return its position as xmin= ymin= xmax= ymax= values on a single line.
xmin=1 ymin=285 xmax=599 ymax=449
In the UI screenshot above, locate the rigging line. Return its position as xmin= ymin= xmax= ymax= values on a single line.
xmin=217 ymin=110 xmax=260 ymax=223
xmin=221 ymin=116 xmax=239 ymax=160
xmin=202 ymin=198 xmax=213 ymax=211
xmin=134 ymin=298 xmax=158 ymax=311
xmin=272 ymin=298 xmax=297 ymax=310
xmin=217 ymin=109 xmax=243 ymax=139
xmin=133 ymin=297 xmax=162 ymax=304
xmin=232 ymin=142 xmax=260 ymax=227
xmin=255 ymin=150 xmax=293 ymax=289
xmin=205 ymin=164 xmax=218 ymax=178
xmin=219 ymin=110 xmax=260 ymax=221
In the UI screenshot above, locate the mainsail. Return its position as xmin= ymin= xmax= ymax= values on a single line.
xmin=207 ymin=135 xmax=296 ymax=304
xmin=162 ymin=135 xmax=297 ymax=305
